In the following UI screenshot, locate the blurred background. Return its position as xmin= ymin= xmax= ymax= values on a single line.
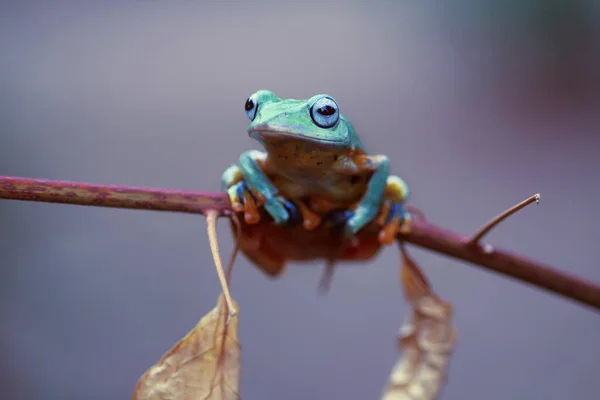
xmin=1 ymin=1 xmax=600 ymax=399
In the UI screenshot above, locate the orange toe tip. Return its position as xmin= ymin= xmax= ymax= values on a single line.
xmin=302 ymin=217 xmax=322 ymax=231
xmin=244 ymin=212 xmax=260 ymax=224
xmin=232 ymin=203 xmax=244 ymax=212
xmin=398 ymin=220 xmax=412 ymax=234
xmin=303 ymin=221 xmax=315 ymax=230
xmin=378 ymin=232 xmax=396 ymax=246
xmin=378 ymin=223 xmax=399 ymax=245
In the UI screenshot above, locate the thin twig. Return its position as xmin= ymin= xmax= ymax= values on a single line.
xmin=1 ymin=176 xmax=599 ymax=312
xmin=468 ymin=193 xmax=541 ymax=244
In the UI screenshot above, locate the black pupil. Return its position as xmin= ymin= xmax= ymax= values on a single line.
xmin=318 ymin=105 xmax=335 ymax=116
xmin=245 ymin=99 xmax=254 ymax=111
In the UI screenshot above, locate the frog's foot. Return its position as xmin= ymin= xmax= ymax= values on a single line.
xmin=228 ymin=181 xmax=263 ymax=224
xmin=263 ymin=194 xmax=303 ymax=227
xmin=295 ymin=200 xmax=322 ymax=231
xmin=229 ymin=181 xmax=302 ymax=227
xmin=323 ymin=209 xmax=365 ymax=257
xmin=377 ymin=201 xmax=411 ymax=245
xmin=324 ymin=209 xmax=355 ymax=238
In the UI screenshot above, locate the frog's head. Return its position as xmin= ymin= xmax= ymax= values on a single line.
xmin=244 ymin=90 xmax=356 ymax=148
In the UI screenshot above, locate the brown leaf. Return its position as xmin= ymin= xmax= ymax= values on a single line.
xmin=382 ymin=245 xmax=456 ymax=400
xmin=132 ymin=295 xmax=240 ymax=400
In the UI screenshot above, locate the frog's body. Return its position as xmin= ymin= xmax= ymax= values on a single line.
xmin=255 ymin=132 xmax=370 ymax=205
xmin=221 ymin=90 xmax=410 ymax=256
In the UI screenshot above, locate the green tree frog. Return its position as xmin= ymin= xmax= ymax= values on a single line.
xmin=221 ymin=90 xmax=410 ymax=245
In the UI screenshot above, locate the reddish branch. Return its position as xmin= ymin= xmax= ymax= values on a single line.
xmin=1 ymin=175 xmax=599 ymax=312
xmin=0 ymin=176 xmax=231 ymax=214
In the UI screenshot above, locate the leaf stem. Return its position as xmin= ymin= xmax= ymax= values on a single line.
xmin=206 ymin=211 xmax=237 ymax=317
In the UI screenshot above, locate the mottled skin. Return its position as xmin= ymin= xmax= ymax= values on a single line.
xmin=222 ymin=90 xmax=410 ymax=245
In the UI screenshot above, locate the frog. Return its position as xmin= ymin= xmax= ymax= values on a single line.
xmin=221 ymin=89 xmax=411 ymax=247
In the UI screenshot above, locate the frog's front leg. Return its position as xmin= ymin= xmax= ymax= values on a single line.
xmin=222 ymin=150 xmax=301 ymax=226
xmin=221 ymin=163 xmax=262 ymax=224
xmin=346 ymin=154 xmax=391 ymax=235
xmin=345 ymin=155 xmax=410 ymax=244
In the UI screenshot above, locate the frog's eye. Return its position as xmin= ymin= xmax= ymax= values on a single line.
xmin=310 ymin=96 xmax=339 ymax=129
xmin=244 ymin=96 xmax=258 ymax=121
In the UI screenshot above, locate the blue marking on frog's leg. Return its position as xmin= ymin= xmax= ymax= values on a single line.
xmin=238 ymin=149 xmax=289 ymax=225
xmin=386 ymin=203 xmax=399 ymax=224
xmin=283 ymin=200 xmax=302 ymax=227
xmin=234 ymin=181 xmax=255 ymax=204
xmin=386 ymin=202 xmax=409 ymax=225
xmin=347 ymin=155 xmax=389 ymax=234
xmin=323 ymin=209 xmax=355 ymax=236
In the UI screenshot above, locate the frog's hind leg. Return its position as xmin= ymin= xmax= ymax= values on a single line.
xmin=229 ymin=216 xmax=287 ymax=277
xmin=377 ymin=175 xmax=411 ymax=245
xmin=316 ymin=209 xmax=354 ymax=293
xmin=318 ymin=259 xmax=336 ymax=294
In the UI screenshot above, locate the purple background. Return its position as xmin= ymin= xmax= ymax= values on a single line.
xmin=1 ymin=1 xmax=600 ymax=399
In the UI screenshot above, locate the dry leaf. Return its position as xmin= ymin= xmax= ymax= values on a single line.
xmin=132 ymin=295 xmax=240 ymax=400
xmin=381 ymin=245 xmax=456 ymax=400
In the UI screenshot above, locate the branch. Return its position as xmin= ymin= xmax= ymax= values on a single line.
xmin=0 ymin=176 xmax=231 ymax=214
xmin=1 ymin=175 xmax=599 ymax=312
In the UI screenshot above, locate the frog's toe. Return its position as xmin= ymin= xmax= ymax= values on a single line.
xmin=227 ymin=182 xmax=245 ymax=212
xmin=228 ymin=181 xmax=261 ymax=224
xmin=235 ymin=181 xmax=250 ymax=204
xmin=378 ymin=202 xmax=411 ymax=245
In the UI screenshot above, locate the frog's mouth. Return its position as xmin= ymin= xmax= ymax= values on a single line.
xmin=248 ymin=127 xmax=343 ymax=144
